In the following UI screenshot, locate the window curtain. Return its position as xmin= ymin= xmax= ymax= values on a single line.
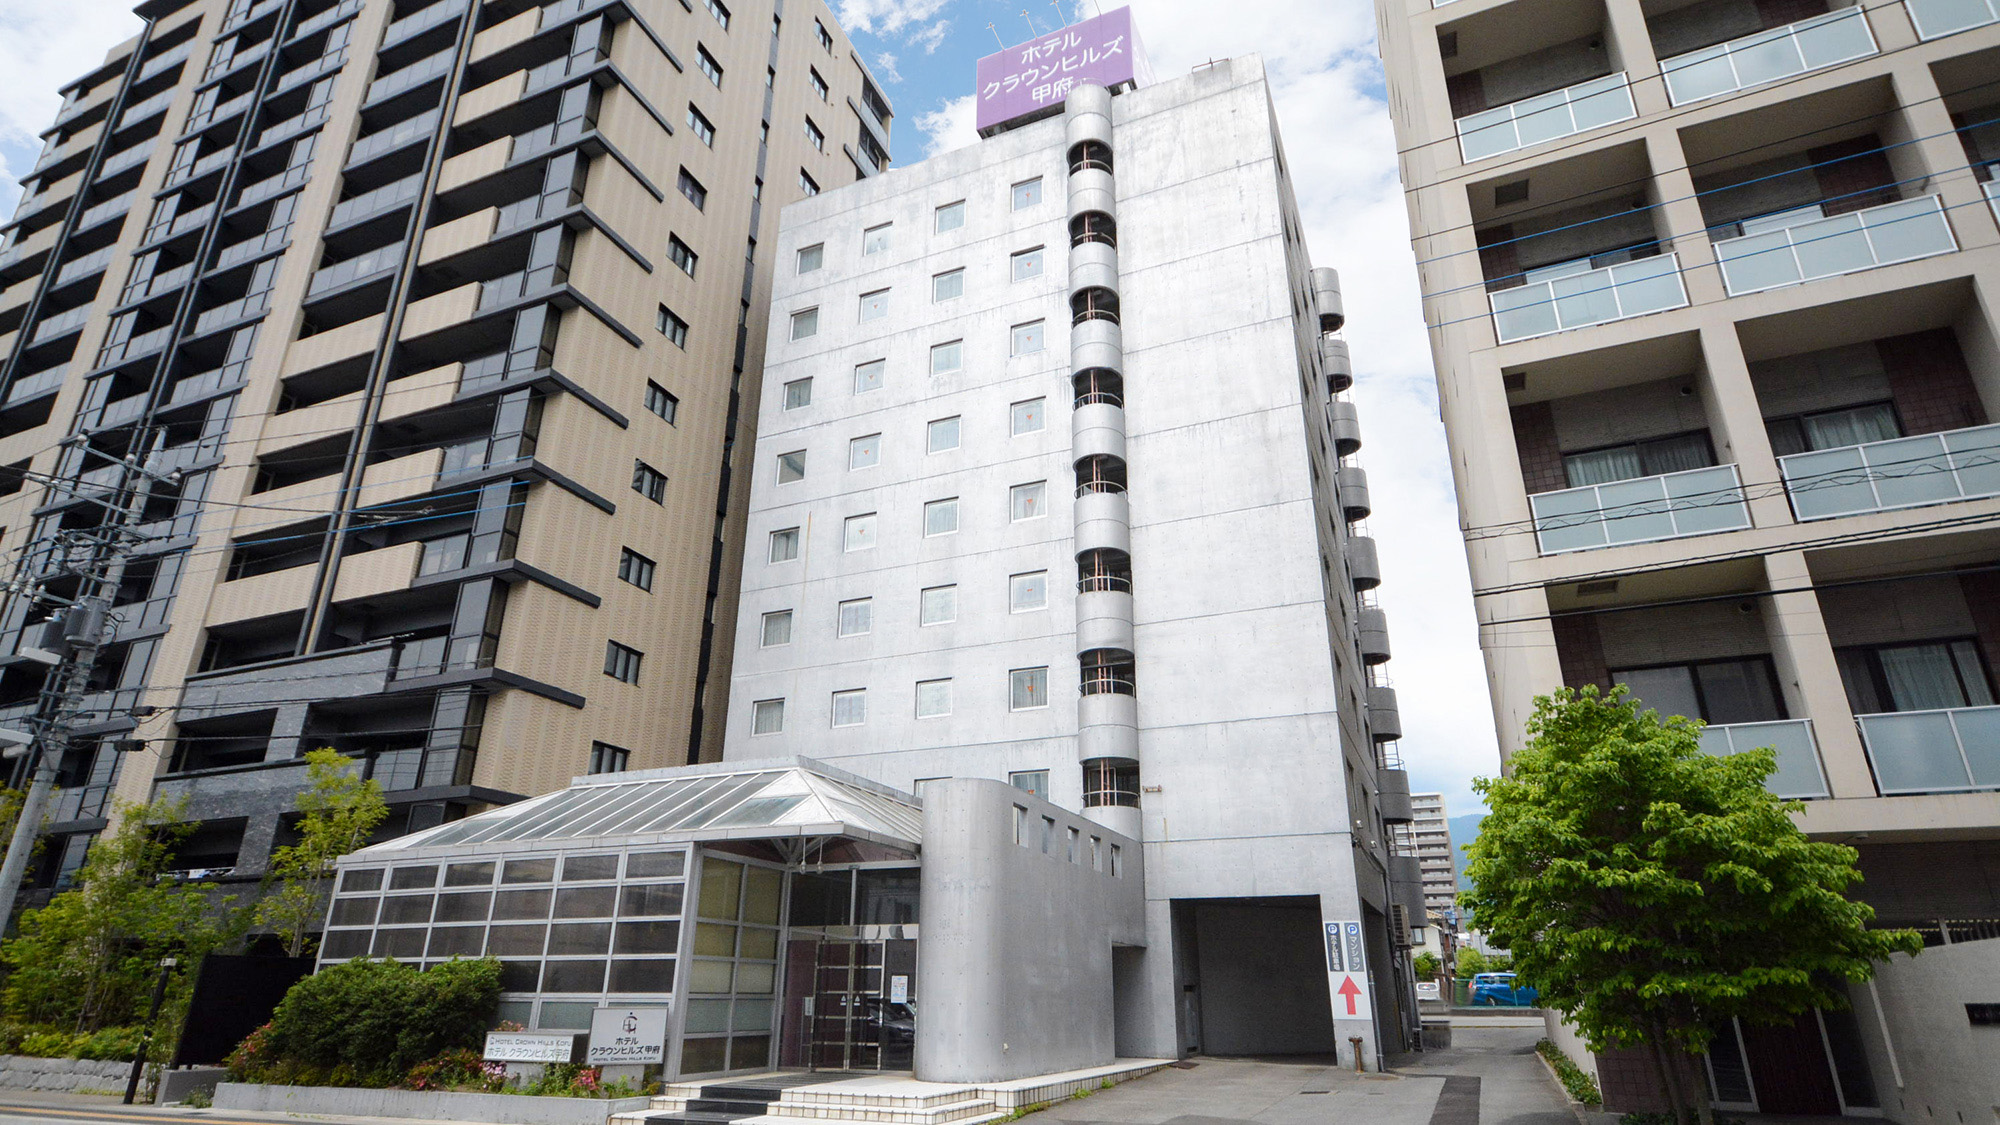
xmin=1640 ymin=432 xmax=1715 ymax=475
xmin=1878 ymin=642 xmax=1976 ymax=711
xmin=1803 ymin=403 xmax=1900 ymax=451
xmin=1564 ymin=446 xmax=1645 ymax=487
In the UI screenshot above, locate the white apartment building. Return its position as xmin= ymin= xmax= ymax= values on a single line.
xmin=1405 ymin=792 xmax=1459 ymax=920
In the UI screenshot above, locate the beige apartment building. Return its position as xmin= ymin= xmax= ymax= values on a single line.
xmin=0 ymin=0 xmax=890 ymax=896
xmin=1376 ymin=0 xmax=1999 ymax=1113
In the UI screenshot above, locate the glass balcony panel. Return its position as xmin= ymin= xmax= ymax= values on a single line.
xmin=1781 ymin=422 xmax=2000 ymax=519
xmin=1457 ymin=107 xmax=1519 ymax=163
xmin=1548 ymin=269 xmax=1624 ymax=329
xmin=1511 ymin=89 xmax=1576 ymax=149
xmin=1796 ymin=8 xmax=1876 ymax=66
xmin=1593 ymin=476 xmax=1677 ymax=543
xmin=1490 ymin=280 xmax=1561 ymax=341
xmin=1698 ymin=720 xmax=1828 ymax=798
xmin=1567 ymin=74 xmax=1637 ymax=131
xmin=1945 ymin=425 xmax=2000 ymax=496
xmin=1490 ymin=252 xmax=1686 ymax=342
xmin=1716 ymin=196 xmax=1955 ymax=295
xmin=1530 ymin=464 xmax=1747 ymax=553
xmin=1862 ymin=433 xmax=1953 ymax=510
xmin=1662 ymin=44 xmax=1737 ymax=104
xmin=1903 ymin=0 xmax=1997 ymax=38
xmin=1788 ymin=212 xmax=1873 ymax=280
xmin=1960 ymin=707 xmax=2000 ymax=786
xmin=1857 ymin=707 xmax=1999 ymax=793
xmin=1664 ymin=465 xmax=1751 ymax=534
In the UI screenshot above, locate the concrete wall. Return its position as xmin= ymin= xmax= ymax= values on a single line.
xmin=1846 ymin=940 xmax=2000 ymax=1125
xmin=916 ymin=779 xmax=1145 ymax=1082
xmin=0 ymin=1055 xmax=131 ymax=1094
xmin=215 ymin=1083 xmax=651 ymax=1125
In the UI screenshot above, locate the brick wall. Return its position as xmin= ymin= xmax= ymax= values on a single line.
xmin=1478 ymin=224 xmax=1520 ymax=287
xmin=1877 ymin=328 xmax=1989 ymax=436
xmin=1596 ymin=1047 xmax=1707 ymax=1114
xmin=1511 ymin=402 xmax=1568 ymax=493
xmin=1552 ymin=613 xmax=1611 ymax=691
xmin=1809 ymin=135 xmax=1897 ymax=216
xmin=1447 ymin=71 xmax=1486 ymax=117
xmin=1959 ymin=570 xmax=2000 ymax=694
xmin=1754 ymin=0 xmax=1829 ymax=28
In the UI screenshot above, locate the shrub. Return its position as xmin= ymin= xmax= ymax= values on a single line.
xmin=1536 ymin=1039 xmax=1602 ymax=1106
xmin=404 ymin=1047 xmax=502 ymax=1092
xmin=242 ymin=958 xmax=501 ymax=1087
xmin=76 ymin=1026 xmax=145 ymax=1061
xmin=19 ymin=1031 xmax=74 ymax=1058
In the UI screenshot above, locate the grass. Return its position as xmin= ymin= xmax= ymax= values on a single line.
xmin=1002 ymin=1076 xmax=1122 ymax=1121
xmin=1535 ymin=1039 xmax=1603 ymax=1107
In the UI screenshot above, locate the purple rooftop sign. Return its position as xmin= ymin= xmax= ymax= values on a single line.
xmin=974 ymin=7 xmax=1153 ymax=133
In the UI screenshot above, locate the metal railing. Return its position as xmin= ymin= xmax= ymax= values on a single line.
xmin=291 ymin=0 xmax=362 ymax=41
xmin=1697 ymin=719 xmax=1829 ymax=798
xmin=1662 ymin=8 xmax=1875 ymax=105
xmin=75 ymin=191 xmax=135 ymax=232
xmin=96 ymin=140 xmax=158 ymax=181
xmin=345 ymin=109 xmax=438 ymax=168
xmin=183 ymin=89 xmax=254 ymax=132
xmin=234 ymin=163 xmax=311 ymax=210
xmin=164 ymin=147 xmax=234 ymax=188
xmin=364 ymin=47 xmax=453 ymax=105
xmin=1904 ymin=0 xmax=1997 ymax=37
xmin=1714 ymin=194 xmax=1956 ymax=295
xmin=1456 ymin=72 xmax=1635 ymax=163
xmin=258 ymin=104 xmax=331 ymax=149
xmin=1779 ymin=421 xmax=2000 ymax=520
xmin=328 ymin=173 xmax=423 ymax=228
xmin=307 ymin=242 xmax=404 ymax=297
xmin=6 ymin=366 xmax=67 ymax=403
xmin=1856 ymin=705 xmax=2000 ymax=794
xmin=54 ymin=245 xmax=117 ymax=286
xmin=271 ymin=48 xmax=347 ymax=97
xmin=117 ymin=87 xmax=177 ymax=130
xmin=1489 ymin=251 xmax=1687 ymax=343
xmin=1529 ymin=463 xmax=1750 ymax=553
xmin=382 ymin=0 xmax=468 ymax=48
xmin=30 ymin=304 xmax=93 ymax=344
xmin=192 ymin=290 xmax=272 ymax=334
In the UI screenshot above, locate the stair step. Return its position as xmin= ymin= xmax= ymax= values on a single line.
xmin=688 ymin=1100 xmax=784 ymax=1115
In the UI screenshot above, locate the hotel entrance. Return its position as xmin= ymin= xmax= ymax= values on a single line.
xmin=778 ymin=936 xmax=918 ymax=1071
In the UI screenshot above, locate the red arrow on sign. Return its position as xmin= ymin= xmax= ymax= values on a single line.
xmin=1336 ymin=975 xmax=1363 ymax=1015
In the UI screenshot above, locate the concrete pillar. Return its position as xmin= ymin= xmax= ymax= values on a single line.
xmin=1886 ymin=67 xmax=2000 ymax=251
xmin=1695 ymin=323 xmax=1793 ymax=530
xmin=1760 ymin=551 xmax=1876 ymax=799
xmin=262 ymin=703 xmax=310 ymax=762
xmin=1646 ymin=130 xmax=1727 ymax=308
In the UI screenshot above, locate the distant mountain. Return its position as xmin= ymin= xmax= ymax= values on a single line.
xmin=1448 ymin=812 xmax=1485 ymax=891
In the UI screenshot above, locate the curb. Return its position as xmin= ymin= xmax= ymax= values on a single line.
xmin=1533 ymin=1049 xmax=1601 ymax=1125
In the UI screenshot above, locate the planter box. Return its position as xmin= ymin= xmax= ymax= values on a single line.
xmin=216 ymin=1081 xmax=652 ymax=1125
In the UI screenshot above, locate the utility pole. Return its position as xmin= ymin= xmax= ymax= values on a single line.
xmin=0 ymin=431 xmax=170 ymax=939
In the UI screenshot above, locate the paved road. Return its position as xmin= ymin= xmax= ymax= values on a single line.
xmin=0 ymin=1091 xmax=465 ymax=1125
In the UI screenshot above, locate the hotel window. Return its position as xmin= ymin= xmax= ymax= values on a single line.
xmin=1009 ymin=571 xmax=1047 ymax=613
xmin=1010 ymin=320 xmax=1045 ymax=356
xmin=1562 ymin=431 xmax=1714 ymax=488
xmin=863 ymin=223 xmax=892 ymax=255
xmin=645 ymin=382 xmax=678 ymax=423
xmin=790 ymin=307 xmax=818 ymax=340
xmin=705 ymin=0 xmax=729 ymax=27
xmin=933 ymin=268 xmax=963 ymax=302
xmin=604 ymin=641 xmax=643 ymax=684
xmin=853 ymin=359 xmax=884 ymax=394
xmin=1011 ymin=246 xmax=1045 ymax=281
xmin=632 ymin=461 xmax=667 ymax=503
xmin=797 ymin=243 xmax=823 ymax=273
xmin=1012 ymin=177 xmax=1042 ymax=210
xmin=843 ymin=513 xmax=877 ymax=551
xmin=809 ymin=68 xmax=828 ymax=101
xmin=768 ymin=527 xmax=800 ymax=563
xmin=837 ymin=598 xmax=872 ymax=637
xmin=696 ymin=45 xmax=724 ymax=86
xmin=920 ymin=585 xmax=956 ymax=625
xmin=783 ymin=377 xmax=813 ymax=409
xmin=848 ymin=434 xmax=880 ymax=470
xmin=1010 ymin=667 xmax=1049 ymax=710
xmin=761 ymin=610 xmax=793 ymax=647
xmin=799 ymin=170 xmax=819 ymax=196
xmin=669 ymin=236 xmax=699 ymax=276
xmin=656 ymin=305 xmax=688 ymax=347
xmin=1010 ymin=481 xmax=1046 ymax=521
xmin=617 ymin=548 xmax=655 ymax=591
xmin=814 ymin=18 xmax=833 ymax=50
xmin=927 ymin=416 xmax=960 ymax=453
xmin=858 ymin=288 xmax=888 ymax=322
xmin=923 ymin=497 xmax=958 ymax=537
xmin=752 ymin=698 xmax=785 ymax=734
xmin=686 ymin=105 xmax=715 ymax=146
xmin=935 ymin=200 xmax=965 ymax=232
xmin=1836 ymin=640 xmax=1994 ymax=714
xmin=588 ymin=742 xmax=630 ymax=774
xmin=915 ymin=679 xmax=952 ymax=718
xmin=930 ymin=340 xmax=961 ymax=374
xmin=678 ymin=168 xmax=707 ymax=209
xmin=1110 ymin=844 xmax=1122 ymax=877
xmin=1011 ymin=397 xmax=1044 ymax=436
xmin=1009 ymin=770 xmax=1048 ymax=800
xmin=831 ymin=689 xmax=867 ymax=727
xmin=776 ymin=450 xmax=805 ymax=484
xmin=1610 ymin=657 xmax=1786 ymax=725
xmin=805 ymin=117 xmax=824 ymax=151
xmin=1765 ymin=401 xmax=1900 ymax=457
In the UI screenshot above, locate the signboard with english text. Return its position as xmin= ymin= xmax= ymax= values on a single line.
xmin=483 ymin=1032 xmax=582 ymax=1063
xmin=586 ymin=1005 xmax=670 ymax=1066
xmin=973 ymin=8 xmax=1153 ymax=133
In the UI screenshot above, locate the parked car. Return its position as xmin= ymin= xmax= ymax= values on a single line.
xmin=1470 ymin=971 xmax=1538 ymax=1006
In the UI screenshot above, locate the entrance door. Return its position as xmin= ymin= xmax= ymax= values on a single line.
xmin=1740 ymin=1012 xmax=1842 ymax=1115
xmin=797 ymin=938 xmax=916 ymax=1072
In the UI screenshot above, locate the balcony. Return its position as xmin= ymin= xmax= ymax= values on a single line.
xmin=1661 ymin=8 xmax=1875 ymax=107
xmin=75 ymin=191 xmax=134 ymax=233
xmin=1985 ymin=177 xmax=2000 ymax=224
xmin=1529 ymin=463 xmax=1750 ymax=553
xmin=1714 ymin=195 xmax=1957 ymax=296
xmin=345 ymin=109 xmax=438 ymax=169
xmin=363 ymin=48 xmax=453 ymax=106
xmin=1490 ymin=252 xmax=1687 ymax=343
xmin=385 ymin=0 xmax=469 ymax=49
xmin=1698 ymin=719 xmax=1829 ymax=799
xmin=307 ymin=242 xmax=404 ymax=298
xmin=1779 ymin=421 xmax=2000 ymax=520
xmin=327 ymin=173 xmax=422 ymax=229
xmin=117 ymin=86 xmax=177 ymax=131
xmin=1456 ymin=73 xmax=1635 ymax=163
xmin=1857 ymin=705 xmax=2000 ymax=794
xmin=1904 ymin=0 xmax=1998 ymax=38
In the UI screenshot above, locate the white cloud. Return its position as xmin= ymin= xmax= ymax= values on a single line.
xmin=874 ymin=52 xmax=904 ymax=84
xmin=910 ymin=19 xmax=950 ymax=54
xmin=0 ymin=1 xmax=145 ymax=213
xmin=835 ymin=0 xmax=951 ymax=37
xmin=913 ymin=93 xmax=978 ymax=158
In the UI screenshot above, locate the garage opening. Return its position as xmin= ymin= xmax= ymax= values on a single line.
xmin=1176 ymin=896 xmax=1336 ymax=1055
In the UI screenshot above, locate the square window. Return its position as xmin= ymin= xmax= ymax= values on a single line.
xmin=678 ymin=169 xmax=707 ymax=209
xmin=831 ymin=689 xmax=867 ymax=727
xmin=768 ymin=527 xmax=800 ymax=562
xmin=1012 ymin=178 xmax=1042 ymax=210
xmin=1010 ymin=320 xmax=1045 ymax=356
xmin=790 ymin=308 xmax=819 ymax=340
xmin=1011 ymin=247 xmax=1045 ymax=281
xmin=669 ymin=235 xmax=699 ymax=276
xmin=604 ymin=641 xmax=643 ymax=684
xmin=848 ymin=434 xmax=880 ymax=470
xmin=858 ymin=289 xmax=889 ymax=322
xmin=797 ymin=243 xmax=823 ymax=273
xmin=927 ymin=416 xmax=960 ymax=453
xmin=776 ymin=451 xmax=806 ymax=484
xmin=752 ymin=698 xmax=785 ymax=734
xmin=935 ymin=200 xmax=965 ymax=232
xmin=843 ymin=513 xmax=877 ymax=552
xmin=686 ymin=105 xmax=715 ymax=146
xmin=1011 ymin=397 xmax=1044 ymax=436
xmin=1009 ymin=770 xmax=1049 ymax=800
xmin=932 ymin=269 xmax=963 ymax=302
xmin=589 ymin=742 xmax=630 ymax=775
xmin=853 ymin=360 xmax=884 ymax=394
xmin=783 ymin=377 xmax=813 ymax=409
xmin=761 ymin=610 xmax=792 ymax=647
xmin=632 ymin=461 xmax=667 ymax=503
xmin=1010 ymin=481 xmax=1047 ymax=521
xmin=863 ymin=223 xmax=892 ymax=255
xmin=930 ymin=340 xmax=961 ymax=374
xmin=915 ymin=679 xmax=952 ymax=718
xmin=657 ymin=305 xmax=689 ymax=347
xmin=1010 ymin=667 xmax=1049 ymax=710
xmin=646 ymin=382 xmax=679 ymax=423
xmin=837 ymin=598 xmax=872 ymax=637
xmin=805 ymin=117 xmax=824 ymax=151
xmin=923 ymin=497 xmax=958 ymax=537
xmin=1010 ymin=571 xmax=1047 ymax=612
xmin=920 ymin=584 xmax=956 ymax=625
xmin=618 ymin=548 xmax=656 ymax=591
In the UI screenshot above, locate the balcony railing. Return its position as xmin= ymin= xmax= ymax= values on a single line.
xmin=364 ymin=48 xmax=454 ymax=105
xmin=1984 ymin=177 xmax=2000 ymax=224
xmin=6 ymin=366 xmax=67 ymax=403
xmin=1698 ymin=719 xmax=1829 ymax=799
xmin=258 ymin=105 xmax=331 ymax=150
xmin=307 ymin=242 xmax=404 ymax=297
xmin=383 ymin=0 xmax=468 ymax=48
xmin=345 ymin=109 xmax=438 ymax=168
xmin=234 ymin=163 xmax=311 ymax=210
xmin=75 ymin=191 xmax=134 ymax=232
xmin=117 ymin=87 xmax=177 ymax=130
xmin=1714 ymin=194 xmax=1956 ymax=295
xmin=1456 ymin=73 xmax=1636 ymax=163
xmin=1857 ymin=705 xmax=2000 ymax=794
xmin=1779 ymin=421 xmax=2000 ymax=520
xmin=54 ymin=245 xmax=117 ymax=286
xmin=1904 ymin=0 xmax=1997 ymax=38
xmin=30 ymin=304 xmax=93 ymax=344
xmin=1529 ymin=463 xmax=1751 ymax=553
xmin=1489 ymin=252 xmax=1687 ymax=342
xmin=291 ymin=0 xmax=362 ymax=41
xmin=1662 ymin=8 xmax=1875 ymax=106
xmin=328 ymin=173 xmax=422 ymax=228
xmin=271 ymin=48 xmax=348 ymax=97
xmin=96 ymin=141 xmax=157 ymax=181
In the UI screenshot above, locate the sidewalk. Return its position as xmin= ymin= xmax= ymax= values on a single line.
xmin=0 ymin=1087 xmax=479 ymax=1125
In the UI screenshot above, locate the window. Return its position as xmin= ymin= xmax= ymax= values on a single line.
xmin=924 ymin=497 xmax=958 ymax=537
xmin=761 ymin=610 xmax=793 ymax=646
xmin=843 ymin=513 xmax=876 ymax=551
xmin=1011 ymin=246 xmax=1045 ymax=280
xmin=831 ymin=689 xmax=866 ymax=727
xmin=932 ymin=269 xmax=963 ymax=302
xmin=768 ymin=527 xmax=800 ymax=562
xmin=665 ymin=237 xmax=700 ymax=279
xmin=1012 ymin=177 xmax=1042 ymax=210
xmin=1010 ymin=667 xmax=1049 ymax=710
xmin=617 ymin=548 xmax=656 ymax=590
xmin=930 ymin=340 xmax=961 ymax=374
xmin=809 ymin=68 xmax=828 ymax=101
xmin=935 ymin=200 xmax=965 ymax=232
xmin=1562 ymin=431 xmax=1714 ymax=488
xmin=790 ymin=307 xmax=819 ymax=340
xmin=837 ymin=598 xmax=872 ymax=637
xmin=686 ymin=105 xmax=715 ymax=146
xmin=858 ymin=288 xmax=888 ymax=322
xmin=645 ymin=382 xmax=678 ymax=422
xmin=1008 ymin=770 xmax=1049 ymax=800
xmin=863 ymin=223 xmax=892 ymax=255
xmin=1611 ymin=657 xmax=1785 ymax=725
xmin=604 ymin=641 xmax=643 ymax=684
xmin=853 ymin=359 xmax=884 ymax=394
xmin=1766 ymin=401 xmax=1900 ymax=457
xmin=589 ymin=742 xmax=630 ymax=774
xmin=848 ymin=434 xmax=880 ymax=470
xmin=805 ymin=117 xmax=824 ymax=151
xmin=1010 ymin=320 xmax=1045 ymax=356
xmin=1010 ymin=571 xmax=1047 ymax=612
xmin=920 ymin=585 xmax=956 ymax=625
xmin=656 ymin=305 xmax=688 ymax=347
xmin=915 ymin=679 xmax=952 ymax=718
xmin=752 ymin=698 xmax=785 ymax=734
xmin=799 ymin=170 xmax=819 ymax=196
xmin=632 ymin=461 xmax=667 ymax=503
xmin=1836 ymin=640 xmax=1994 ymax=714
xmin=814 ymin=18 xmax=833 ymax=50
xmin=776 ymin=450 xmax=806 ymax=484
xmin=678 ymin=168 xmax=707 ymax=209
xmin=927 ymin=416 xmax=960 ymax=453
xmin=696 ymin=45 xmax=723 ymax=86
xmin=1110 ymin=843 xmax=1122 ymax=877
xmin=783 ymin=377 xmax=813 ymax=409
xmin=797 ymin=243 xmax=824 ymax=273
xmin=1010 ymin=481 xmax=1047 ymax=521
xmin=1011 ymin=398 xmax=1044 ymax=436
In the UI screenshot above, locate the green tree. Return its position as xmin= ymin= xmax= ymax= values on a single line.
xmin=1462 ymin=686 xmax=1920 ymax=1125
xmin=255 ymin=749 xmax=388 ymax=957
xmin=1454 ymin=946 xmax=1487 ymax=977
xmin=1413 ymin=951 xmax=1441 ymax=979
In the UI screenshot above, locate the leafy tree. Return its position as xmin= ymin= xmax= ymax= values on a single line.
xmin=1462 ymin=686 xmax=1920 ymax=1125
xmin=1413 ymin=951 xmax=1441 ymax=979
xmin=254 ymin=749 xmax=388 ymax=957
xmin=1454 ymin=946 xmax=1487 ymax=977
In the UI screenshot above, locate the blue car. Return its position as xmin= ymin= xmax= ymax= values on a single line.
xmin=1470 ymin=971 xmax=1539 ymax=1006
